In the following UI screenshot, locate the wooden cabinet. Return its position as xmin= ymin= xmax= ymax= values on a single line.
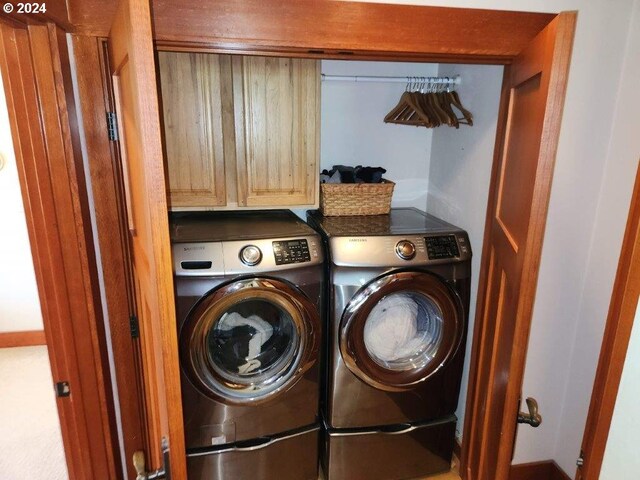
xmin=158 ymin=52 xmax=231 ymax=207
xmin=158 ymin=52 xmax=320 ymax=209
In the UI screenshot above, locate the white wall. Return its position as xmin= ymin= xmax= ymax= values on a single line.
xmin=344 ymin=0 xmax=640 ymax=474
xmin=553 ymin=0 xmax=640 ymax=473
xmin=321 ymin=60 xmax=438 ymax=208
xmin=427 ymin=63 xmax=503 ymax=436
xmin=600 ymin=301 xmax=640 ymax=479
xmin=0 ymin=73 xmax=43 ymax=332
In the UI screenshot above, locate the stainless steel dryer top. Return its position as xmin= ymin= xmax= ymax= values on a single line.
xmin=307 ymin=208 xmax=471 ymax=267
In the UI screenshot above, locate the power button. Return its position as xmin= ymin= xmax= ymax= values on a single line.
xmin=239 ymin=245 xmax=262 ymax=266
xmin=395 ymin=240 xmax=416 ymax=260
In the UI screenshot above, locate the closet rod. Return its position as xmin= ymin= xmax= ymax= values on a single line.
xmin=320 ymin=74 xmax=461 ymax=85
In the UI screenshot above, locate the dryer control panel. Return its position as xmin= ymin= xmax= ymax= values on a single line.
xmin=425 ymin=235 xmax=460 ymax=260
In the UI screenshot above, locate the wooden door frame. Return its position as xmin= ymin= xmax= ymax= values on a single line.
xmin=576 ymin=162 xmax=640 ymax=480
xmin=2 ymin=2 xmax=577 ymax=478
xmin=0 ymin=16 xmax=121 ymax=479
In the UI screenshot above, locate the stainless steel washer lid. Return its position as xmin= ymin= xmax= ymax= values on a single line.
xmin=170 ymin=210 xmax=317 ymax=243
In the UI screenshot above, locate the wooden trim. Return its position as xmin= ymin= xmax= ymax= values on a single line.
xmin=510 ymin=460 xmax=571 ymax=480
xmin=0 ymin=20 xmax=120 ymax=479
xmin=64 ymin=1 xmax=555 ymax=64
xmin=148 ymin=0 xmax=553 ymax=63
xmin=71 ymin=34 xmax=148 ymax=480
xmin=0 ymin=330 xmax=46 ymax=348
xmin=0 ymin=9 xmax=74 ymax=32
xmin=577 ymin=162 xmax=640 ymax=480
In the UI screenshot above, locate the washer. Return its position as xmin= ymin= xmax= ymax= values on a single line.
xmin=171 ymin=210 xmax=324 ymax=480
xmin=307 ymin=208 xmax=471 ymax=480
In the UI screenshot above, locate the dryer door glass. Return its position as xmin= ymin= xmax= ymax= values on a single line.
xmin=181 ymin=278 xmax=319 ymax=404
xmin=363 ymin=292 xmax=444 ymax=371
xmin=340 ymin=271 xmax=463 ymax=391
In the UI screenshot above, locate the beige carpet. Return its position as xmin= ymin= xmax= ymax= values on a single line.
xmin=0 ymin=346 xmax=68 ymax=480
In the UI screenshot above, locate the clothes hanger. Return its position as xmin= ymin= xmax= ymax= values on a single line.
xmin=444 ymin=79 xmax=473 ymax=126
xmin=384 ymin=78 xmax=432 ymax=126
xmin=425 ymin=82 xmax=450 ymax=126
xmin=435 ymin=82 xmax=460 ymax=128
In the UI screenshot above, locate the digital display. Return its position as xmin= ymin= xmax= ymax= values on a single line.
xmin=425 ymin=235 xmax=460 ymax=260
xmin=273 ymin=239 xmax=311 ymax=265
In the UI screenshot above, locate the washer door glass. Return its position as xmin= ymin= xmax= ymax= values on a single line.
xmin=181 ymin=278 xmax=319 ymax=404
xmin=208 ymin=298 xmax=299 ymax=384
xmin=340 ymin=271 xmax=463 ymax=391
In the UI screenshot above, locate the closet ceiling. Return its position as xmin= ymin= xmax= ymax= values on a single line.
xmin=62 ymin=0 xmax=554 ymax=62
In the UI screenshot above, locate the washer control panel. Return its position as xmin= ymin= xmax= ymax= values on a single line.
xmin=172 ymin=235 xmax=322 ymax=276
xmin=273 ymin=239 xmax=311 ymax=265
xmin=239 ymin=245 xmax=263 ymax=266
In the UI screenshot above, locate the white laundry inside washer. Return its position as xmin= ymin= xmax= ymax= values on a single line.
xmin=217 ymin=312 xmax=274 ymax=374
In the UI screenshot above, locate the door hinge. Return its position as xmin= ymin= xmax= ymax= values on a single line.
xmin=577 ymin=450 xmax=585 ymax=467
xmin=130 ymin=314 xmax=140 ymax=338
xmin=55 ymin=381 xmax=71 ymax=397
xmin=106 ymin=112 xmax=118 ymax=141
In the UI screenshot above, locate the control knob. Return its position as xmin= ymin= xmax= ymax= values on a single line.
xmin=240 ymin=245 xmax=262 ymax=266
xmin=395 ymin=240 xmax=416 ymax=260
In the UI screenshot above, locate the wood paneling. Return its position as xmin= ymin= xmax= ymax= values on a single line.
xmin=461 ymin=12 xmax=576 ymax=480
xmin=577 ymin=162 xmax=640 ymax=480
xmin=234 ymin=56 xmax=319 ymax=206
xmin=72 ymin=34 xmax=147 ymax=480
xmin=0 ymin=3 xmax=73 ymax=31
xmin=66 ymin=0 xmax=553 ymax=64
xmin=0 ymin=330 xmax=46 ymax=348
xmin=108 ymin=0 xmax=186 ymax=476
xmin=158 ymin=52 xmax=229 ymax=207
xmin=510 ymin=460 xmax=571 ymax=480
xmin=0 ymin=20 xmax=119 ymax=479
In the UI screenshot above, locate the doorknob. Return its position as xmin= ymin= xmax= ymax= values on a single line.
xmin=517 ymin=397 xmax=542 ymax=427
xmin=133 ymin=451 xmax=166 ymax=480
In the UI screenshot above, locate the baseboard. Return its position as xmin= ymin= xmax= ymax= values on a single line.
xmin=0 ymin=330 xmax=46 ymax=348
xmin=453 ymin=438 xmax=461 ymax=460
xmin=510 ymin=460 xmax=571 ymax=480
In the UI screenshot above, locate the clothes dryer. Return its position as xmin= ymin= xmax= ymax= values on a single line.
xmin=171 ymin=210 xmax=323 ymax=480
xmin=307 ymin=208 xmax=471 ymax=480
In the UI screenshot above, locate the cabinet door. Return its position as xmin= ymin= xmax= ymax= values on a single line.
xmin=108 ymin=0 xmax=186 ymax=477
xmin=235 ymin=56 xmax=320 ymax=207
xmin=158 ymin=52 xmax=231 ymax=208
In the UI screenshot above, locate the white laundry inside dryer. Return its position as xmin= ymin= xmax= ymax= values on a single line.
xmin=364 ymin=292 xmax=444 ymax=369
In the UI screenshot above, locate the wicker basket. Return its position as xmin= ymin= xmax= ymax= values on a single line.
xmin=320 ymin=180 xmax=395 ymax=216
